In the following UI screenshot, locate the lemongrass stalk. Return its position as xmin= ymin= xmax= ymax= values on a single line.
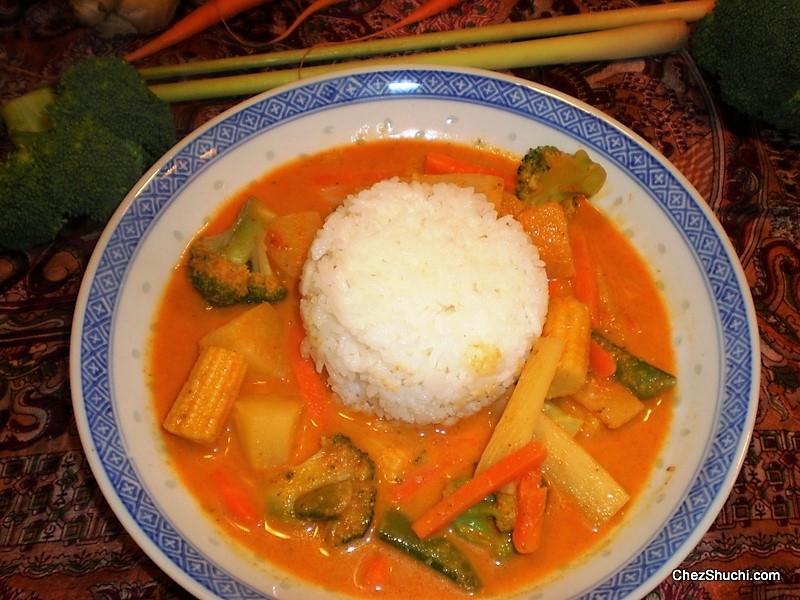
xmin=149 ymin=20 xmax=690 ymax=103
xmin=138 ymin=0 xmax=712 ymax=81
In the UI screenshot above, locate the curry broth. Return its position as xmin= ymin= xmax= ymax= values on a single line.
xmin=148 ymin=138 xmax=674 ymax=598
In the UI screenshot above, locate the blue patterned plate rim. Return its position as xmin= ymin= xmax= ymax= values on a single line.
xmin=70 ymin=65 xmax=759 ymax=600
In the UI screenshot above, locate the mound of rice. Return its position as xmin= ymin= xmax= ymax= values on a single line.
xmin=299 ymin=178 xmax=549 ymax=425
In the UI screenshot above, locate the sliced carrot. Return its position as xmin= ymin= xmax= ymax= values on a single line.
xmin=354 ymin=0 xmax=466 ymax=41
xmin=355 ymin=548 xmax=392 ymax=591
xmin=286 ymin=319 xmax=331 ymax=429
xmin=589 ymin=338 xmax=617 ymax=378
xmin=570 ymin=231 xmax=601 ymax=325
xmin=512 ymin=468 xmax=547 ymax=554
xmin=423 ymin=152 xmax=516 ymax=190
xmin=125 ymin=0 xmax=267 ymax=63
xmin=411 ymin=441 xmax=547 ymax=539
xmin=209 ymin=469 xmax=261 ymax=529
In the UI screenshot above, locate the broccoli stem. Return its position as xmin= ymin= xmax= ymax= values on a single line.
xmin=220 ymin=198 xmax=272 ymax=265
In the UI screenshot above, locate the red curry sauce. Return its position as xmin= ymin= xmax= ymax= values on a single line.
xmin=148 ymin=138 xmax=674 ymax=598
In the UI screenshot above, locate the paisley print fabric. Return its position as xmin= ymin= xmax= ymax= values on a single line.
xmin=1 ymin=1 xmax=797 ymax=597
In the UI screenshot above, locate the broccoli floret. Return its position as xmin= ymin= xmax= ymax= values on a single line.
xmin=0 ymin=152 xmax=65 ymax=251
xmin=187 ymin=197 xmax=288 ymax=306
xmin=515 ymin=145 xmax=607 ymax=207
xmin=691 ymin=1 xmax=800 ymax=134
xmin=267 ymin=434 xmax=376 ymax=546
xmin=47 ymin=56 xmax=176 ymax=164
xmin=31 ymin=116 xmax=146 ymax=222
xmin=0 ymin=56 xmax=177 ymax=252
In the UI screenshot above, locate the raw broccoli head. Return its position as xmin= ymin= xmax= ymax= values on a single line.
xmin=515 ymin=145 xmax=607 ymax=207
xmin=0 ymin=152 xmax=65 ymax=251
xmin=267 ymin=434 xmax=376 ymax=546
xmin=187 ymin=197 xmax=287 ymax=306
xmin=47 ymin=56 xmax=177 ymax=164
xmin=0 ymin=56 xmax=177 ymax=251
xmin=31 ymin=116 xmax=146 ymax=222
xmin=691 ymin=0 xmax=800 ymax=134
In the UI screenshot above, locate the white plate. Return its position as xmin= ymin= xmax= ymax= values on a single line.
xmin=70 ymin=65 xmax=759 ymax=599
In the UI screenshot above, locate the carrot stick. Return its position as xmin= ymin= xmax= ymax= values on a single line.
xmin=209 ymin=469 xmax=261 ymax=529
xmin=423 ymin=152 xmax=516 ymax=190
xmin=570 ymin=232 xmax=601 ymax=325
xmin=287 ymin=320 xmax=331 ymax=428
xmin=125 ymin=0 xmax=267 ymax=63
xmin=589 ymin=338 xmax=617 ymax=378
xmin=354 ymin=0 xmax=465 ymax=41
xmin=512 ymin=469 xmax=547 ymax=554
xmin=411 ymin=441 xmax=547 ymax=539
xmin=268 ymin=0 xmax=348 ymax=45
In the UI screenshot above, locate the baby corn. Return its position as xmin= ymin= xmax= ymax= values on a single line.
xmin=543 ymin=295 xmax=591 ymax=398
xmin=163 ymin=345 xmax=248 ymax=444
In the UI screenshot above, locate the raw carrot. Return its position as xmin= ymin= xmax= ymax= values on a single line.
xmin=355 ymin=0 xmax=466 ymax=41
xmin=411 ymin=441 xmax=547 ymax=539
xmin=512 ymin=468 xmax=547 ymax=554
xmin=125 ymin=0 xmax=267 ymax=63
xmin=423 ymin=152 xmax=516 ymax=190
xmin=209 ymin=469 xmax=261 ymax=529
xmin=570 ymin=231 xmax=601 ymax=325
xmin=286 ymin=319 xmax=331 ymax=428
xmin=268 ymin=0 xmax=348 ymax=45
xmin=589 ymin=338 xmax=617 ymax=378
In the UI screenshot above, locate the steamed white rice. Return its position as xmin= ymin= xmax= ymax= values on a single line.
xmin=299 ymin=178 xmax=548 ymax=425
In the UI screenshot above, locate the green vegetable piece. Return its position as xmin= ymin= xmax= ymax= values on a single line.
xmin=444 ymin=478 xmax=516 ymax=558
xmin=591 ymin=332 xmax=677 ymax=399
xmin=0 ymin=56 xmax=177 ymax=251
xmin=267 ymin=434 xmax=376 ymax=546
xmin=515 ymin=145 xmax=607 ymax=207
xmin=691 ymin=0 xmax=800 ymax=134
xmin=295 ymin=479 xmax=354 ymax=520
xmin=187 ymin=197 xmax=288 ymax=307
xmin=0 ymin=152 xmax=65 ymax=251
xmin=33 ymin=116 xmax=147 ymax=222
xmin=0 ymin=86 xmax=55 ymax=150
xmin=48 ymin=56 xmax=176 ymax=164
xmin=377 ymin=510 xmax=481 ymax=593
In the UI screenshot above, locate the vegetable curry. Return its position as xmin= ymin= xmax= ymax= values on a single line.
xmin=149 ymin=138 xmax=675 ymax=598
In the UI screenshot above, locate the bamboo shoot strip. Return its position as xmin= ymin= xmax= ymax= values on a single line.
xmin=533 ymin=414 xmax=629 ymax=528
xmin=149 ymin=20 xmax=691 ymax=102
xmin=475 ymin=336 xmax=564 ymax=476
xmin=138 ymin=1 xmax=712 ymax=81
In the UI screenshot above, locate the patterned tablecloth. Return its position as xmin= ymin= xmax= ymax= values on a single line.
xmin=1 ymin=1 xmax=798 ymax=598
